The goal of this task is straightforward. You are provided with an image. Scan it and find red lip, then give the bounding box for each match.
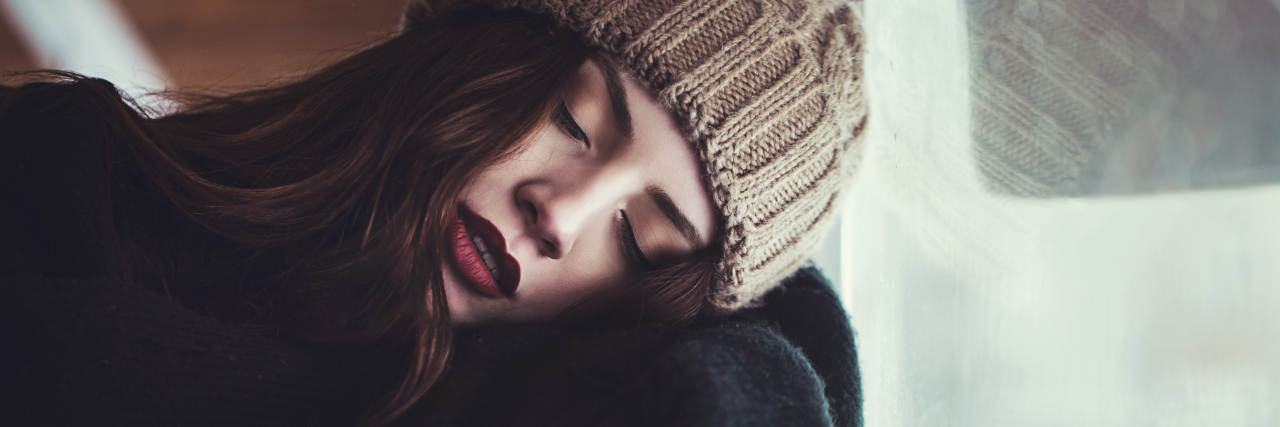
[449,207,521,299]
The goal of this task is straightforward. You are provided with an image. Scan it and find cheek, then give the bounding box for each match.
[441,261,481,326]
[489,126,568,172]
[544,244,628,290]
[501,240,633,322]
[461,128,556,199]
[461,167,517,212]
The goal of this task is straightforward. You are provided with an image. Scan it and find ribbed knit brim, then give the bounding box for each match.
[405,0,866,311]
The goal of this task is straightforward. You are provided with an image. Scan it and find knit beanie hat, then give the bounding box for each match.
[404,0,866,311]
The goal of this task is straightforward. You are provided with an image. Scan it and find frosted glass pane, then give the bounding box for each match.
[846,1,1280,426]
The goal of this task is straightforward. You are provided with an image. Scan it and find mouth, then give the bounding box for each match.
[449,207,521,299]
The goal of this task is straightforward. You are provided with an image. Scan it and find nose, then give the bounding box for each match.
[516,170,637,259]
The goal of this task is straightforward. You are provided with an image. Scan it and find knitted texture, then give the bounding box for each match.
[969,0,1280,197]
[406,0,867,311]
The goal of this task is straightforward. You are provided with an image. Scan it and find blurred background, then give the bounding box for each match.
[849,0,1280,426]
[0,0,404,100]
[3,1,1278,426]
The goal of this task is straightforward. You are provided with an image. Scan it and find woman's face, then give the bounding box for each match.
[443,59,719,326]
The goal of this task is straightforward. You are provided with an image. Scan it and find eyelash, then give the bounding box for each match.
[555,101,590,147]
[620,212,655,272]
[557,100,643,270]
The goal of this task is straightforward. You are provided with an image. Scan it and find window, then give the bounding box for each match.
[843,1,1280,425]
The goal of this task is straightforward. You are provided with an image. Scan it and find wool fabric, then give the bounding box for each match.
[406,0,867,311]
[3,78,862,426]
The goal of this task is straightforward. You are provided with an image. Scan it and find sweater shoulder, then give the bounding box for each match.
[0,274,378,426]
[409,267,861,427]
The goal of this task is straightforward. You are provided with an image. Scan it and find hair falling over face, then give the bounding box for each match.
[0,7,719,426]
[140,9,593,424]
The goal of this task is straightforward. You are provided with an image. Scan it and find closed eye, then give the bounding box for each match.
[555,101,590,147]
[619,211,655,272]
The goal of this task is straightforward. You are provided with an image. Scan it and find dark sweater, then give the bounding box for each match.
[0,78,862,426]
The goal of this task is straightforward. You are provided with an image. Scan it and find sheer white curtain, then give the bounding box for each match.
[843,0,1280,425]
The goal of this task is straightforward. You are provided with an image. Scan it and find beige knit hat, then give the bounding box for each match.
[406,0,866,311]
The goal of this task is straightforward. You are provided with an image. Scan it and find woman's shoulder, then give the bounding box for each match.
[0,274,382,426]
[408,266,861,427]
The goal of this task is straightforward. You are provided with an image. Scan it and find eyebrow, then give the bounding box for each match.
[594,59,700,250]
[646,185,700,248]
[595,58,634,140]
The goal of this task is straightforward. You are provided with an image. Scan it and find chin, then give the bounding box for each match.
[441,261,482,327]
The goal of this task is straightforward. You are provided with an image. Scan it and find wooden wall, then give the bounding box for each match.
[0,0,406,90]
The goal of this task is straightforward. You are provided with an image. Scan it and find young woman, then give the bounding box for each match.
[1,0,865,425]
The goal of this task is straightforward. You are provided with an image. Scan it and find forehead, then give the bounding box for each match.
[576,59,720,249]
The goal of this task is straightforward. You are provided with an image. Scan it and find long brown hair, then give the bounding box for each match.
[3,6,718,426]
